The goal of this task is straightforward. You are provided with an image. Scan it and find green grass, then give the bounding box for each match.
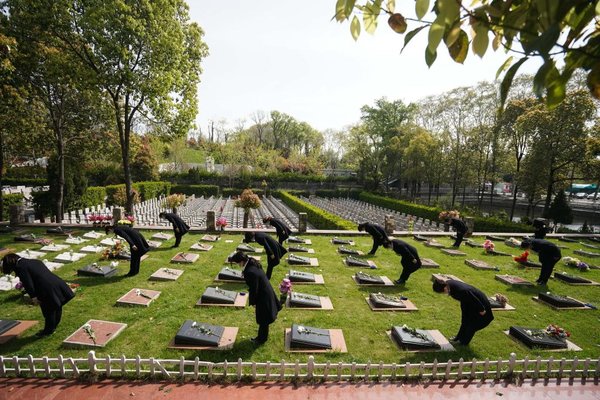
[1,229,599,365]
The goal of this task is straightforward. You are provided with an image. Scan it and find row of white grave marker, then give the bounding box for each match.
[0,352,597,381]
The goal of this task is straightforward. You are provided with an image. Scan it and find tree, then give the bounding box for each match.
[333,0,600,107]
[235,189,261,228]
[131,140,159,182]
[546,190,573,224]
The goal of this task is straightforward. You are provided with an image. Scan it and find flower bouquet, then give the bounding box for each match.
[562,256,589,271]
[504,237,522,248]
[494,293,508,307]
[545,324,571,340]
[483,240,495,253]
[279,278,292,295]
[101,241,129,260]
[163,193,186,210]
[117,215,135,226]
[513,251,529,263]
[216,216,228,231]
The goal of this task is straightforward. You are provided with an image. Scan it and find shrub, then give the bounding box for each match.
[134,181,171,201]
[163,194,186,209]
[2,193,24,220]
[2,177,47,186]
[79,186,107,209]
[274,190,355,230]
[171,184,219,197]
[106,185,140,206]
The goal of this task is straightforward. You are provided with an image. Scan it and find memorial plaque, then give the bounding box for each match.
[217,267,245,282]
[147,240,162,249]
[54,252,86,263]
[289,292,322,308]
[495,274,534,286]
[152,232,173,240]
[16,250,46,259]
[290,324,332,349]
[287,254,312,265]
[149,267,184,281]
[200,287,238,305]
[42,260,63,271]
[345,256,375,268]
[174,320,224,346]
[554,272,594,284]
[558,236,577,243]
[369,293,406,309]
[489,299,505,309]
[288,236,311,244]
[201,235,220,242]
[0,320,20,335]
[537,292,584,308]
[14,234,51,244]
[63,320,127,348]
[77,263,118,278]
[116,288,161,307]
[338,246,363,255]
[441,248,467,256]
[331,237,354,245]
[465,240,484,248]
[46,227,75,235]
[465,259,498,270]
[236,244,262,253]
[288,245,314,253]
[516,260,542,268]
[170,252,199,263]
[509,326,568,349]
[391,326,441,350]
[420,258,440,268]
[413,234,428,242]
[574,249,600,258]
[431,274,464,283]
[39,244,69,252]
[83,231,105,239]
[486,249,513,256]
[80,245,106,253]
[581,242,600,249]
[289,270,316,283]
[425,240,446,248]
[0,320,37,344]
[65,236,88,245]
[355,271,385,284]
[190,243,213,251]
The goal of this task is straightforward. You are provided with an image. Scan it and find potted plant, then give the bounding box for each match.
[234,189,261,228]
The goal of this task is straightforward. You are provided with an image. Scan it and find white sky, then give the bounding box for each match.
[189,1,541,133]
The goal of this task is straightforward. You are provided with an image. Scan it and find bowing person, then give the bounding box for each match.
[358,222,390,255]
[2,253,75,337]
[383,238,422,285]
[532,218,548,239]
[106,225,150,277]
[447,217,468,248]
[228,251,281,345]
[244,231,287,280]
[520,238,561,285]
[263,216,292,245]
[433,279,494,346]
[159,212,190,248]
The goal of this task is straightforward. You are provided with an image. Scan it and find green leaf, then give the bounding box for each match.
[335,0,348,21]
[500,57,528,109]
[415,0,430,20]
[344,0,357,20]
[401,25,426,53]
[447,29,468,64]
[545,65,565,108]
[427,16,445,54]
[444,21,462,47]
[596,1,600,16]
[387,0,396,13]
[533,59,553,98]
[351,15,361,40]
[363,6,378,34]
[437,0,460,26]
[471,23,489,58]
[425,47,437,67]
[495,56,514,80]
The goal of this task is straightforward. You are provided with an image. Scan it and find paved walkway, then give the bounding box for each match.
[0,378,598,400]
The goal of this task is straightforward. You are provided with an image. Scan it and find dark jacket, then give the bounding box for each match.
[114,226,150,255]
[254,232,287,261]
[14,258,75,309]
[390,239,421,265]
[359,222,389,244]
[162,213,190,236]
[243,258,281,324]
[447,280,493,324]
[530,239,561,261]
[268,218,291,240]
[449,218,468,234]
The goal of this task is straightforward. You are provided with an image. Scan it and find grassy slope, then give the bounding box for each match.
[1,229,599,365]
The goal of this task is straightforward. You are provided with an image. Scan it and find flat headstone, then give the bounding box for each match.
[77,263,118,278]
[495,274,534,286]
[488,296,516,311]
[581,242,600,249]
[54,252,87,263]
[465,240,484,248]
[170,252,200,264]
[345,256,376,269]
[368,293,407,309]
[534,292,588,309]
[236,244,263,253]
[465,259,498,270]
[338,246,364,256]
[0,319,20,335]
[441,248,466,256]
[83,231,105,239]
[287,245,314,253]
[558,236,577,243]
[391,326,442,350]
[288,270,317,283]
[14,234,50,244]
[431,274,465,283]
[197,287,246,307]
[16,250,46,259]
[65,237,88,245]
[174,320,224,347]
[508,326,568,349]
[353,271,391,286]
[0,276,20,291]
[0,320,38,344]
[39,244,70,252]
[485,235,504,241]
[425,240,446,248]
[42,260,64,271]
[63,319,127,348]
[420,258,440,268]
[116,288,161,307]
[288,236,311,245]
[413,235,428,242]
[152,232,173,240]
[100,238,121,246]
[554,272,598,285]
[486,249,513,256]
[289,324,331,349]
[79,245,106,254]
[288,292,322,308]
[201,235,221,242]
[331,237,354,245]
[516,260,542,268]
[147,240,162,249]
[504,238,522,248]
[574,249,600,258]
[149,267,184,281]
[46,227,76,235]
[287,254,318,266]
[190,243,213,251]
[215,267,244,282]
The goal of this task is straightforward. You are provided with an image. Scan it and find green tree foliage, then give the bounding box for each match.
[131,141,159,182]
[546,190,573,224]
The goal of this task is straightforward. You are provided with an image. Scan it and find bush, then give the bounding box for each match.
[274,190,355,230]
[222,188,264,197]
[4,166,46,179]
[171,184,219,197]
[2,177,47,186]
[79,186,107,209]
[106,185,140,206]
[133,181,171,201]
[2,193,24,220]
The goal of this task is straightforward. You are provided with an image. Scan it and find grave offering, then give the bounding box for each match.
[431,274,464,283]
[101,243,131,260]
[216,267,245,282]
[287,254,317,266]
[0,275,19,291]
[236,243,263,253]
[83,231,105,239]
[288,236,311,245]
[504,237,522,248]
[116,288,161,307]
[488,293,514,310]
[574,249,600,258]
[147,240,162,249]
[420,258,440,268]
[65,236,88,245]
[391,325,441,350]
[39,244,69,252]
[554,272,598,285]
[201,235,221,242]
[558,236,577,243]
[495,274,534,286]
[288,292,322,308]
[465,240,484,248]
[465,259,498,271]
[190,243,213,251]
[345,255,376,268]
[0,320,37,344]
[100,237,120,246]
[331,237,354,245]
[289,324,331,350]
[174,320,225,347]
[46,227,75,235]
[63,320,127,348]
[288,270,324,284]
[54,251,86,263]
[16,249,46,259]
[79,245,106,254]
[77,262,118,278]
[508,326,569,349]
[199,287,239,305]
[152,232,173,240]
[170,252,199,264]
[413,234,428,242]
[288,245,314,253]
[562,257,591,271]
[354,271,386,285]
[338,246,363,256]
[149,267,184,281]
[536,292,587,309]
[441,248,466,256]
[369,292,407,309]
[425,239,446,248]
[14,234,51,245]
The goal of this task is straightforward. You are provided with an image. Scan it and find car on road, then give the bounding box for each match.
[575,192,587,199]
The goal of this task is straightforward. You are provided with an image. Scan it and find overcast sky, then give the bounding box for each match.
[189,1,541,133]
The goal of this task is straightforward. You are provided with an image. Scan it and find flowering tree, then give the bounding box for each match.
[234,189,261,228]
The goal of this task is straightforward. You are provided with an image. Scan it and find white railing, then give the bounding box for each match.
[0,352,597,381]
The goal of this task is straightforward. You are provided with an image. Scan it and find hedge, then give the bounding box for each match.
[2,177,47,186]
[1,193,24,220]
[134,181,171,201]
[222,188,264,197]
[171,184,219,197]
[274,190,356,230]
[79,186,106,209]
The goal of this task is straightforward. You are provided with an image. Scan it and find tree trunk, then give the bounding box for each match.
[243,209,249,228]
[56,138,65,223]
[542,171,554,216]
[510,184,519,221]
[115,97,133,214]
[0,132,4,221]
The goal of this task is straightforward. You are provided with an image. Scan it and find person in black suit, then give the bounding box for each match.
[263,216,292,245]
[433,279,494,345]
[532,218,547,239]
[106,225,150,277]
[358,222,390,255]
[2,253,75,337]
[244,232,287,279]
[520,238,561,285]
[159,212,190,247]
[228,251,281,345]
[447,217,468,247]
[383,239,422,285]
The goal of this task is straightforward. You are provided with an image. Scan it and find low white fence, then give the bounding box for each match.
[0,352,598,381]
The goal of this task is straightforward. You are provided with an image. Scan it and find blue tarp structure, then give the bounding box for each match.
[569,183,598,193]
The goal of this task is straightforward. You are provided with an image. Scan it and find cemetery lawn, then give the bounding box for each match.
[1,229,599,364]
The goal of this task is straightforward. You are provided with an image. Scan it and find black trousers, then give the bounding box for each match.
[453,231,465,247]
[399,259,421,282]
[128,252,143,276]
[538,256,560,284]
[266,257,279,280]
[40,303,63,334]
[277,232,289,245]
[174,233,183,247]
[257,323,269,342]
[456,314,492,345]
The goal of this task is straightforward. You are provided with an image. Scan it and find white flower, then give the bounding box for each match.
[525,330,533,336]
[135,289,141,296]
[92,262,98,267]
[83,323,91,330]
[191,321,197,328]
[297,325,306,333]
[111,261,118,267]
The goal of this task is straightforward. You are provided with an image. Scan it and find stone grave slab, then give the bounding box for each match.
[344,256,376,269]
[485,235,504,241]
[506,326,580,351]
[63,319,127,348]
[553,272,599,285]
[532,293,591,310]
[485,249,513,256]
[80,245,106,254]
[196,287,247,307]
[287,270,324,284]
[168,320,237,350]
[420,258,440,268]
[388,328,454,353]
[55,252,86,263]
[558,236,577,243]
[14,234,52,244]
[152,232,173,240]
[465,259,498,271]
[170,252,200,264]
[42,260,64,271]
[590,237,600,243]
[425,240,446,248]
[147,240,162,249]
[236,244,263,253]
[0,320,38,344]
[516,260,542,268]
[286,292,333,310]
[287,254,318,266]
[190,243,213,251]
[353,272,393,286]
[495,274,534,286]
[214,267,245,283]
[65,237,88,245]
[46,227,77,236]
[413,234,428,242]
[83,231,105,239]
[149,267,184,281]
[116,288,161,307]
[100,238,121,246]
[201,235,221,242]
[288,236,311,245]
[504,238,522,248]
[330,237,354,246]
[224,254,260,263]
[338,246,364,256]
[488,297,516,311]
[440,248,467,256]
[581,242,600,249]
[465,240,484,248]
[431,274,465,283]
[0,276,19,291]
[366,293,417,311]
[77,263,118,278]
[287,245,315,253]
[285,324,347,353]
[16,250,46,259]
[574,249,600,258]
[39,244,70,252]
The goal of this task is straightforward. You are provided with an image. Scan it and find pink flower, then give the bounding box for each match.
[279,278,292,294]
[216,217,228,227]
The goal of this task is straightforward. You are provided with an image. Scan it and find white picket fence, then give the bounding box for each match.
[0,352,598,381]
